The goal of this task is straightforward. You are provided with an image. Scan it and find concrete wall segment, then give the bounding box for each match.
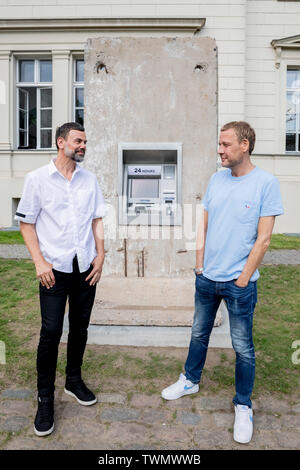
[84,36,217,276]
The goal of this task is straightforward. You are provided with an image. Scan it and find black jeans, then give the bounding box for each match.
[37,256,96,397]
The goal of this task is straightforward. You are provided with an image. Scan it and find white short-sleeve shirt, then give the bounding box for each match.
[15,159,106,273]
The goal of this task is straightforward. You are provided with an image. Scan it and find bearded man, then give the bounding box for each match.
[16,122,106,436]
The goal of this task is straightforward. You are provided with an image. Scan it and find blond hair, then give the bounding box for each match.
[221,121,256,155]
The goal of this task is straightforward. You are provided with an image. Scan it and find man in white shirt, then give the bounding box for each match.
[15,122,106,437]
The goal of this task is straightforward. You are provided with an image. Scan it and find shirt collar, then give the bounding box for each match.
[48,158,81,178]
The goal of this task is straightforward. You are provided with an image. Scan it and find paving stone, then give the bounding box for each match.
[59,419,106,441]
[100,407,140,423]
[193,429,231,449]
[97,393,126,405]
[56,402,98,420]
[130,393,163,408]
[4,437,46,450]
[42,440,70,450]
[255,414,282,431]
[72,440,114,450]
[273,430,300,449]
[146,423,192,448]
[1,389,32,400]
[95,422,151,448]
[0,399,34,415]
[178,411,202,425]
[292,403,300,413]
[0,416,30,432]
[141,408,169,424]
[280,414,300,430]
[256,397,292,413]
[213,412,233,428]
[195,397,232,411]
[163,397,195,410]
[123,444,158,450]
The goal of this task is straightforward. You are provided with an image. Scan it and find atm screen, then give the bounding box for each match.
[130,178,159,198]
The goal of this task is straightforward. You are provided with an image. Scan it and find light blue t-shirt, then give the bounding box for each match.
[202,166,284,282]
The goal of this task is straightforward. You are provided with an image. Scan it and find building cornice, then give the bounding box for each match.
[0,17,206,34]
[271,35,300,49]
[271,35,300,68]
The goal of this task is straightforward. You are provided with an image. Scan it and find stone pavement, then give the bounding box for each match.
[0,385,299,450]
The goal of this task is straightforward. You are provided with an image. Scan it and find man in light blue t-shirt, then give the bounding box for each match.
[161,121,284,444]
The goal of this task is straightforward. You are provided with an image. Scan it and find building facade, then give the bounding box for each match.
[0,0,300,235]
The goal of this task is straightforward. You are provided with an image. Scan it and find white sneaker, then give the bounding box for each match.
[161,373,199,400]
[233,405,253,444]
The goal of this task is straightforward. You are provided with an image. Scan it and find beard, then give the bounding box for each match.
[65,145,85,162]
[71,151,85,163]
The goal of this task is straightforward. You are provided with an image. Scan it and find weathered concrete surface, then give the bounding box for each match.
[91,276,222,327]
[61,314,232,348]
[84,36,217,278]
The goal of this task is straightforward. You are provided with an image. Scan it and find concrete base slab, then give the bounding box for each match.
[91,276,223,327]
[61,301,232,348]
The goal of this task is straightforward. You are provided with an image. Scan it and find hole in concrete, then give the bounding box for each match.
[194,63,208,72]
[95,61,108,74]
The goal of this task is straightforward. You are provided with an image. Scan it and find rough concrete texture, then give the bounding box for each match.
[83,37,217,278]
[91,276,223,326]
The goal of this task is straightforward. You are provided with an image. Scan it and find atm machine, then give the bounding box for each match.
[118,143,182,226]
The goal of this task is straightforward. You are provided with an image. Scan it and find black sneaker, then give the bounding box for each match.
[64,378,97,406]
[34,396,54,437]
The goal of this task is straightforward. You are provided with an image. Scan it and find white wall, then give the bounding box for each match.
[246,0,300,155]
[0,0,247,128]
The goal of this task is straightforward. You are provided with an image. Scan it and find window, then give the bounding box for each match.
[12,198,21,226]
[286,69,300,152]
[74,59,84,126]
[16,59,52,149]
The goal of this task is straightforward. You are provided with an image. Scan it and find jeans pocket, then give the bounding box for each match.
[233,279,248,289]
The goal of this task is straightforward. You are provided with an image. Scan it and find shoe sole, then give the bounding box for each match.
[233,434,252,444]
[161,386,199,401]
[64,388,97,406]
[34,423,54,437]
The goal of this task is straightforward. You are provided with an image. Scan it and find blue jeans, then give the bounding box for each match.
[184,274,257,408]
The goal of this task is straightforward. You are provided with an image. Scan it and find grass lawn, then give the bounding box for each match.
[0,230,300,250]
[269,234,300,250]
[0,231,24,244]
[0,259,299,400]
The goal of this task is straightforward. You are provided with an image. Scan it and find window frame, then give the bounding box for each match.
[15,57,53,150]
[73,57,84,126]
[286,68,300,154]
[272,36,300,155]
[17,87,29,148]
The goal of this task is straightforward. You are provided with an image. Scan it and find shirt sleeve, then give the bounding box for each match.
[14,173,41,224]
[260,176,284,217]
[93,177,107,219]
